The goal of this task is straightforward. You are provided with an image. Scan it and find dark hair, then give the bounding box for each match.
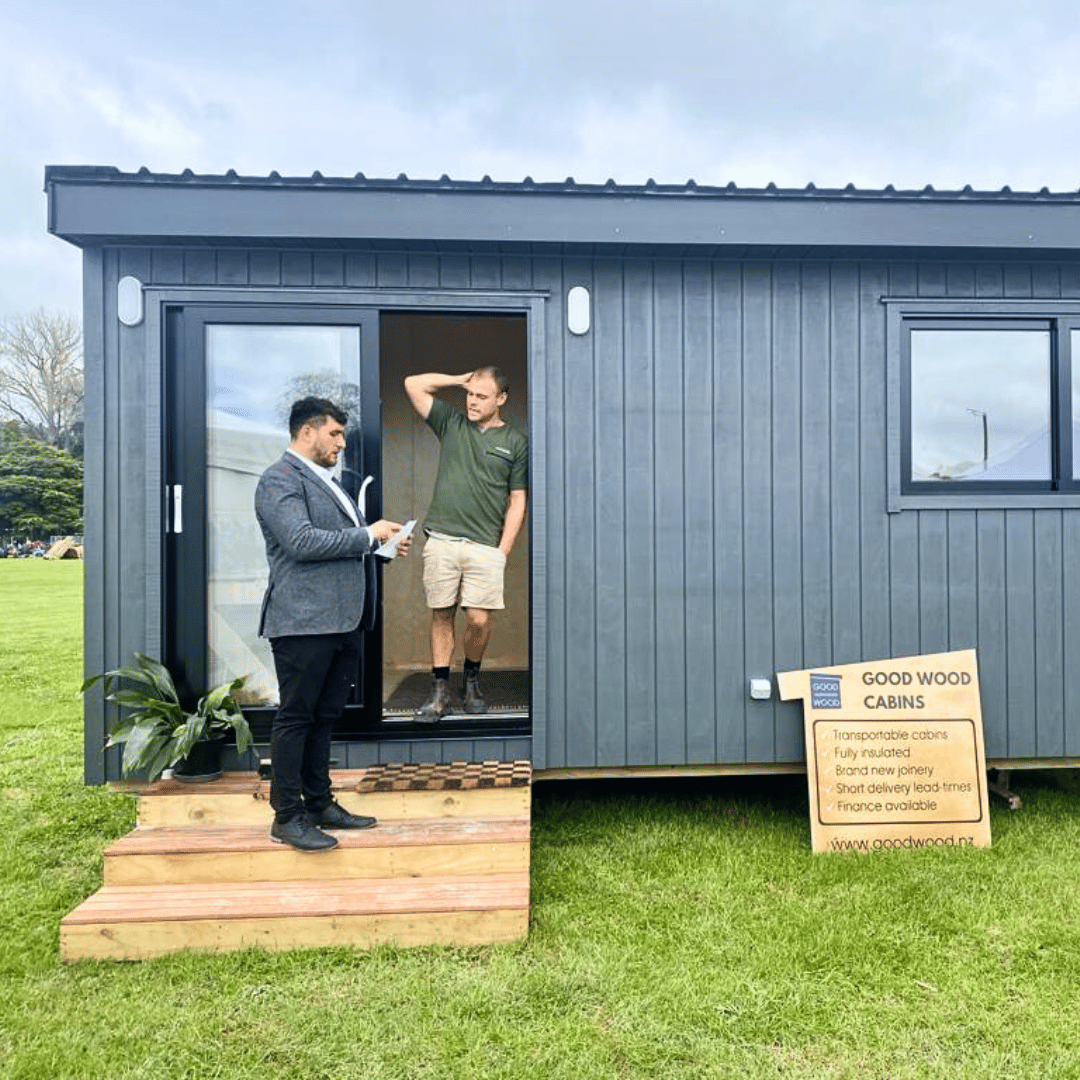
[288,397,347,439]
[473,366,509,395]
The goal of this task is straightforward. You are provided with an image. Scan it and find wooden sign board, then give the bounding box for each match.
[777,650,991,854]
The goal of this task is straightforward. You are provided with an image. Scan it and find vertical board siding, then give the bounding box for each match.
[87,241,1080,778]
[1005,513,1037,757]
[623,260,658,764]
[800,263,833,671]
[217,250,248,285]
[593,258,629,766]
[562,257,598,766]
[1065,513,1080,755]
[858,263,891,663]
[946,513,978,651]
[534,257,567,770]
[829,263,863,666]
[281,252,313,285]
[713,262,747,763]
[976,510,1008,752]
[183,251,215,284]
[82,248,107,783]
[250,251,282,285]
[741,264,775,761]
[544,251,1080,767]
[683,261,718,763]
[918,512,949,654]
[313,252,344,287]
[771,263,804,762]
[654,260,688,763]
[1034,512,1065,757]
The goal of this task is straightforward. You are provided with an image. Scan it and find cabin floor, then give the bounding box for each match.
[382,667,530,719]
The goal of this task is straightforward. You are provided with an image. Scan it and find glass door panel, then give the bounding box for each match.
[206,325,362,705]
[166,306,382,736]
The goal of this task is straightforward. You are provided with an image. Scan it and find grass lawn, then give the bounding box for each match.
[3,559,1080,1078]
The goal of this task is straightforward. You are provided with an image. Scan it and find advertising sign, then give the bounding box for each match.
[777,650,991,854]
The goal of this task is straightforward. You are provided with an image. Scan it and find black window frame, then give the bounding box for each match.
[887,300,1080,509]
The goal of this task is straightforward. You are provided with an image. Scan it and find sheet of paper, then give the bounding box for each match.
[375,519,416,560]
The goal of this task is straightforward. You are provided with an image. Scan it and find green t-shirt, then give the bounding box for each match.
[424,398,528,547]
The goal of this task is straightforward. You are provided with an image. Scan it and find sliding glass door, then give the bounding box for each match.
[165,306,381,737]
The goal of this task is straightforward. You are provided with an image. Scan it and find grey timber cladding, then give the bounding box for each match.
[538,252,1080,769]
[82,239,1080,780]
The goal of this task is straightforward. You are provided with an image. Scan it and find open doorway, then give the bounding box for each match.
[379,311,529,725]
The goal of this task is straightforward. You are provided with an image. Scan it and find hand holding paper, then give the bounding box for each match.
[375,519,416,561]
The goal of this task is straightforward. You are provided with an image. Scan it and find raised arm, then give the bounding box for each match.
[403,371,473,419]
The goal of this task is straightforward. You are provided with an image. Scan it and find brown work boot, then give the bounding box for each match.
[463,669,487,714]
[415,676,453,723]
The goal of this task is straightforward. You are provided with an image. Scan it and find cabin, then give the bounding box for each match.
[47,166,1080,785]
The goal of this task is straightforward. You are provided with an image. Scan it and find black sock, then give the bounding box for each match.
[464,659,481,676]
[433,666,450,681]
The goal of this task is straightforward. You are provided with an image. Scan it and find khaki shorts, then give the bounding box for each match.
[422,534,506,610]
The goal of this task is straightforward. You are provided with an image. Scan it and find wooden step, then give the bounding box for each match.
[61,874,530,960]
[134,765,531,827]
[103,818,531,886]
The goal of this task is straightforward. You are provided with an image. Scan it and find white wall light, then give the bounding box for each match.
[117,275,144,327]
[567,285,590,335]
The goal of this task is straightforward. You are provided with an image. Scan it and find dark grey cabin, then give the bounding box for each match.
[46,166,1080,784]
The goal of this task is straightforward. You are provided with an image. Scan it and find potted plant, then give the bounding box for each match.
[81,653,253,783]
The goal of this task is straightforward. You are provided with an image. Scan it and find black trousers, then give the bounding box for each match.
[268,626,362,822]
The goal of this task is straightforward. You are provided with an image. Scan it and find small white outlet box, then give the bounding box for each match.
[749,678,772,700]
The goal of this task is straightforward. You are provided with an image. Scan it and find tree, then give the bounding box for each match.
[0,424,83,540]
[275,370,361,430]
[0,309,83,456]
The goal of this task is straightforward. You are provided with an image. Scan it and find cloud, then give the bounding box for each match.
[5,0,1080,321]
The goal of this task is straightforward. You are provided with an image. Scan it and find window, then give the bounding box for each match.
[900,315,1080,496]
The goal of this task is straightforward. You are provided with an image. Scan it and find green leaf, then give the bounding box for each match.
[199,681,240,716]
[121,719,169,777]
[231,712,253,755]
[144,735,181,783]
[133,654,180,704]
[174,715,209,762]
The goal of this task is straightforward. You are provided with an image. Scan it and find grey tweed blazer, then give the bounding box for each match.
[254,453,377,639]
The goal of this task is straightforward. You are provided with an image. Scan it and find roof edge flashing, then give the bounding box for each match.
[45,166,1080,253]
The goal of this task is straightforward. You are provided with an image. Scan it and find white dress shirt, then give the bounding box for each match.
[286,449,375,543]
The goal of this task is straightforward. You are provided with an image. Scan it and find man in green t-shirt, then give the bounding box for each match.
[403,367,528,720]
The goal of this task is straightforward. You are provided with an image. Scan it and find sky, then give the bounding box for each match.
[3,0,1080,324]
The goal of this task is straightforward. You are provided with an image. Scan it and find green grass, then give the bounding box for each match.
[3,559,1080,1078]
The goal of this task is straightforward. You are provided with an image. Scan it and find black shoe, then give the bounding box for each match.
[415,676,453,724]
[270,814,339,851]
[463,670,487,714]
[310,799,377,830]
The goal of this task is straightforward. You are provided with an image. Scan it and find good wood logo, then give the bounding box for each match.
[777,650,991,854]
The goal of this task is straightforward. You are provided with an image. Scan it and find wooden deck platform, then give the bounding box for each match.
[62,761,531,961]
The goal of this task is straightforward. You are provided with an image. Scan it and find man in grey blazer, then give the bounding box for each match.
[255,397,410,852]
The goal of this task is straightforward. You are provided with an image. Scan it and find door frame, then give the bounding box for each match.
[151,285,547,749]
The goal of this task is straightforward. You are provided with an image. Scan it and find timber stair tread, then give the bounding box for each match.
[62,873,529,925]
[106,817,530,856]
[130,767,531,827]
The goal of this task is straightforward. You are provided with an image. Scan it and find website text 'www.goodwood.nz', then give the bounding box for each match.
[829,835,976,852]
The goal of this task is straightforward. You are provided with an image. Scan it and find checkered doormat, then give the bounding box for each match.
[354,760,531,792]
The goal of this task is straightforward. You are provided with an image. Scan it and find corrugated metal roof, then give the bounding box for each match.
[44,164,1080,204]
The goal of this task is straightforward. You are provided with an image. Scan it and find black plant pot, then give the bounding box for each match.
[172,736,224,783]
